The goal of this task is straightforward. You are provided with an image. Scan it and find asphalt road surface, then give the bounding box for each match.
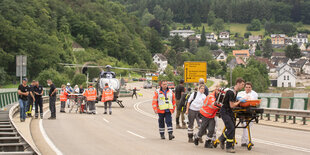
[39,83,310,155]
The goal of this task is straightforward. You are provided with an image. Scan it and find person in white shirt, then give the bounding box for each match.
[237,82,258,147]
[186,84,206,143]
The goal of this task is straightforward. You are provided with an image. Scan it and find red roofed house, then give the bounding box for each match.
[233,50,250,58]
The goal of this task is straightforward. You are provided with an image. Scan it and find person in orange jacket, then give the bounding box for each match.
[194,85,221,148]
[60,84,69,113]
[101,83,114,115]
[152,80,176,140]
[83,84,97,114]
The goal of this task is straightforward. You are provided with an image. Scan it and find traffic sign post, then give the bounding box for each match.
[16,55,27,84]
[152,76,158,81]
[184,61,207,83]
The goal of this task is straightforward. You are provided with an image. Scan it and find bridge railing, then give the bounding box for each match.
[258,96,310,125]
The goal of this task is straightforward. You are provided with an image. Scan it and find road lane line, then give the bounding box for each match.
[134,100,310,153]
[103,118,110,123]
[127,130,146,139]
[40,109,63,155]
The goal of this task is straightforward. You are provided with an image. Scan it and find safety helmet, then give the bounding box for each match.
[67,83,70,86]
[105,65,112,68]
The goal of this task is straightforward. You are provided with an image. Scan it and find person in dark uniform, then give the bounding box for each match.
[132,87,137,99]
[47,79,57,119]
[18,78,29,122]
[175,79,186,129]
[34,81,44,119]
[26,80,36,117]
[218,77,245,153]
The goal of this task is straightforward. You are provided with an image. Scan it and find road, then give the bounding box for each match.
[38,82,310,155]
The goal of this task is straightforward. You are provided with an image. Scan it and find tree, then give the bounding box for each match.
[162,24,170,38]
[199,26,206,46]
[207,11,216,26]
[285,44,301,60]
[141,9,155,26]
[0,67,8,86]
[185,37,190,49]
[72,74,87,86]
[262,38,273,58]
[244,32,252,38]
[170,35,184,52]
[212,18,225,33]
[192,11,201,27]
[247,19,261,31]
[153,5,165,21]
[37,68,70,87]
[149,19,161,33]
[195,47,213,61]
[164,8,174,25]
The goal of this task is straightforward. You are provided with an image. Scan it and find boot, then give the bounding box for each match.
[176,124,181,129]
[168,133,175,140]
[40,113,43,119]
[181,123,187,129]
[160,134,165,140]
[194,137,200,146]
[204,140,213,148]
[219,135,226,150]
[35,113,38,119]
[226,148,236,153]
[199,138,203,143]
[104,112,107,114]
[109,111,112,115]
[188,134,194,143]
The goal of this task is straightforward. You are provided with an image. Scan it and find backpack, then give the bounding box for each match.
[214,87,236,108]
[183,91,198,110]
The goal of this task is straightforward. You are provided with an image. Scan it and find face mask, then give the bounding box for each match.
[48,84,50,86]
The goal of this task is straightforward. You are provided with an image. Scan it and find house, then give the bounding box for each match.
[292,33,308,44]
[219,31,230,39]
[72,42,85,51]
[188,35,199,43]
[271,57,290,67]
[255,57,276,72]
[249,35,262,43]
[303,63,310,74]
[153,53,168,74]
[285,38,293,46]
[233,50,250,58]
[276,64,296,87]
[227,57,245,68]
[218,40,235,47]
[289,59,309,74]
[271,34,286,48]
[298,43,307,51]
[212,49,226,61]
[170,30,195,38]
[271,52,286,59]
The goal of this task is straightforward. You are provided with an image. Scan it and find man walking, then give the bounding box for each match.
[47,79,57,119]
[175,79,186,129]
[218,78,246,153]
[34,81,44,119]
[18,78,29,122]
[26,80,35,117]
[102,83,114,115]
[152,80,176,140]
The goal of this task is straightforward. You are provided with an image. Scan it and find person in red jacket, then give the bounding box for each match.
[101,83,114,115]
[60,84,69,113]
[152,80,176,140]
[83,84,97,114]
[194,85,220,148]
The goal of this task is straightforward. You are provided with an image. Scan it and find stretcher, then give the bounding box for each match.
[214,100,264,151]
[67,94,85,113]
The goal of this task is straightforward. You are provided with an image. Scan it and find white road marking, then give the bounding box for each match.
[127,130,146,139]
[40,109,63,155]
[134,100,310,153]
[103,118,110,123]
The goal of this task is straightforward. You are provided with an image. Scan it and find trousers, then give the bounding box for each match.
[188,109,201,137]
[88,101,96,113]
[61,101,66,112]
[241,122,253,144]
[26,98,33,115]
[49,96,56,118]
[35,97,43,116]
[19,99,27,120]
[197,116,215,140]
[219,112,235,149]
[104,101,112,112]
[158,112,173,135]
[175,99,185,125]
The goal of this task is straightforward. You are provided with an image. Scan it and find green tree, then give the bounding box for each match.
[185,37,190,49]
[162,24,170,38]
[192,11,201,27]
[153,5,165,21]
[37,68,70,87]
[199,26,206,46]
[262,38,273,58]
[72,74,87,86]
[0,67,8,86]
[285,44,301,60]
[164,8,174,25]
[212,18,225,33]
[247,19,261,31]
[244,32,252,38]
[195,47,213,61]
[207,11,216,26]
[141,9,155,26]
[170,35,184,52]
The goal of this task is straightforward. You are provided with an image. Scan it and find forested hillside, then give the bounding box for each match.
[0,0,161,82]
[116,0,310,24]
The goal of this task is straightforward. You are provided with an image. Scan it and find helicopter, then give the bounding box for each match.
[60,63,155,108]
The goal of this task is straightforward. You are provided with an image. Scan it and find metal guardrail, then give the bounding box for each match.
[258,96,309,110]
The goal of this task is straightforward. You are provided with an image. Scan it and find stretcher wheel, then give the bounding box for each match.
[247,143,253,151]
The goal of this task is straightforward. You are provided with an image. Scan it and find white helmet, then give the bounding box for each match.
[67,83,71,86]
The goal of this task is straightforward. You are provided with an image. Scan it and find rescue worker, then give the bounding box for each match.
[194,85,221,148]
[101,83,114,115]
[175,79,186,129]
[83,84,97,114]
[152,80,176,140]
[177,87,192,129]
[26,80,36,117]
[34,81,44,119]
[237,82,258,147]
[218,78,246,153]
[66,83,73,108]
[47,79,57,119]
[18,78,29,122]
[186,84,206,143]
[60,84,68,113]
[79,85,86,113]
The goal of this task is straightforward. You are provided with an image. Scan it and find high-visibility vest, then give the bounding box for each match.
[101,86,114,102]
[84,87,97,101]
[200,92,220,118]
[60,89,68,102]
[152,88,176,114]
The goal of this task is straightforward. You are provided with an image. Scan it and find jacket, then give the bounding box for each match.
[60,89,68,102]
[101,86,114,102]
[200,92,220,118]
[83,86,97,101]
[152,88,176,114]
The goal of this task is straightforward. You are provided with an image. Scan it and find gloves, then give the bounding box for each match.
[236,96,242,100]
[240,99,247,103]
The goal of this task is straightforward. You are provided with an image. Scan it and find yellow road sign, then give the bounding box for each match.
[152,76,158,81]
[184,61,207,83]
